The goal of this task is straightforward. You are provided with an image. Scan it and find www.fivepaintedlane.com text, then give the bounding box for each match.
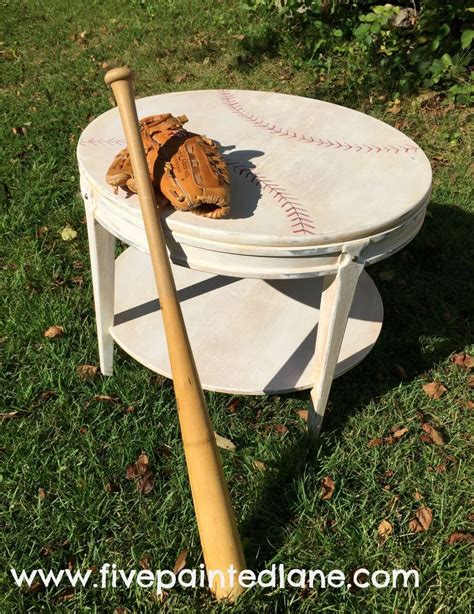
[11,564,419,593]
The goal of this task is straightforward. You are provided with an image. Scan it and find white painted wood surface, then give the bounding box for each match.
[84,193,115,375]
[77,90,431,277]
[308,253,364,435]
[111,247,383,395]
[77,89,431,433]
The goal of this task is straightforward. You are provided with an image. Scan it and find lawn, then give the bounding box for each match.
[2,0,473,612]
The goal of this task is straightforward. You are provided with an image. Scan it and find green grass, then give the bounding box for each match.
[1,0,473,612]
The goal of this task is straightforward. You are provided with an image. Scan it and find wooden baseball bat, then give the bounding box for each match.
[105,67,246,600]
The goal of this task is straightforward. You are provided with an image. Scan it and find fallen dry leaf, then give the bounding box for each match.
[296,409,308,422]
[40,545,54,557]
[467,375,474,389]
[394,119,407,130]
[378,519,393,543]
[299,584,313,599]
[465,400,474,409]
[36,226,49,237]
[369,427,408,448]
[140,555,151,570]
[392,427,409,439]
[447,532,474,546]
[44,325,64,339]
[253,460,267,472]
[326,518,338,532]
[421,423,445,445]
[137,471,155,495]
[156,444,173,459]
[24,580,45,594]
[434,454,456,473]
[0,411,19,420]
[79,426,88,435]
[55,587,74,603]
[387,104,402,115]
[38,487,46,500]
[136,452,150,475]
[321,476,335,500]
[214,432,236,451]
[409,506,433,533]
[347,567,369,593]
[76,364,98,379]
[422,381,447,399]
[175,73,192,84]
[227,397,240,414]
[368,437,384,448]
[451,352,474,370]
[274,423,289,435]
[72,30,87,44]
[156,591,170,604]
[60,225,78,241]
[126,452,155,495]
[105,481,120,493]
[101,61,111,70]
[34,389,56,404]
[127,458,144,479]
[413,490,423,501]
[172,548,189,574]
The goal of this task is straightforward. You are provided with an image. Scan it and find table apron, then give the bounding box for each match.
[81,175,426,279]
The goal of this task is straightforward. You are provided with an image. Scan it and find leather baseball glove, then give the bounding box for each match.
[106,114,230,219]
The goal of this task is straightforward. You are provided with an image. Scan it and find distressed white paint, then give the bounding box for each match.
[308,253,365,435]
[77,90,432,265]
[83,189,115,375]
[111,247,383,394]
[77,89,431,433]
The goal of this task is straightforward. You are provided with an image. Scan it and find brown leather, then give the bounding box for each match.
[106,114,230,218]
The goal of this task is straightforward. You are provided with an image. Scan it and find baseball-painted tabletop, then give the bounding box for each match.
[78,89,431,248]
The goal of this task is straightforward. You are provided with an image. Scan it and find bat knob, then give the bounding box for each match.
[104,66,134,86]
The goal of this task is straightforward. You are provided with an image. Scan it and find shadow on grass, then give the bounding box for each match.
[240,431,317,566]
[241,200,473,564]
[325,200,473,432]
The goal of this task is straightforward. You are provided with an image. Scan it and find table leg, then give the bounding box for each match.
[84,202,116,375]
[308,253,364,435]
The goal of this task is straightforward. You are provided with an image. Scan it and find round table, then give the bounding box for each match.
[77,89,431,434]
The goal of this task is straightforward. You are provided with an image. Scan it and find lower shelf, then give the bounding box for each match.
[110,247,383,395]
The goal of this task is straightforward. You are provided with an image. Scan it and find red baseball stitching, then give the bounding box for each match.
[227,161,315,235]
[79,137,126,146]
[79,134,315,234]
[219,90,418,155]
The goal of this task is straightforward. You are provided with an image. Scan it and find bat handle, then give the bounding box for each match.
[105,67,247,601]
